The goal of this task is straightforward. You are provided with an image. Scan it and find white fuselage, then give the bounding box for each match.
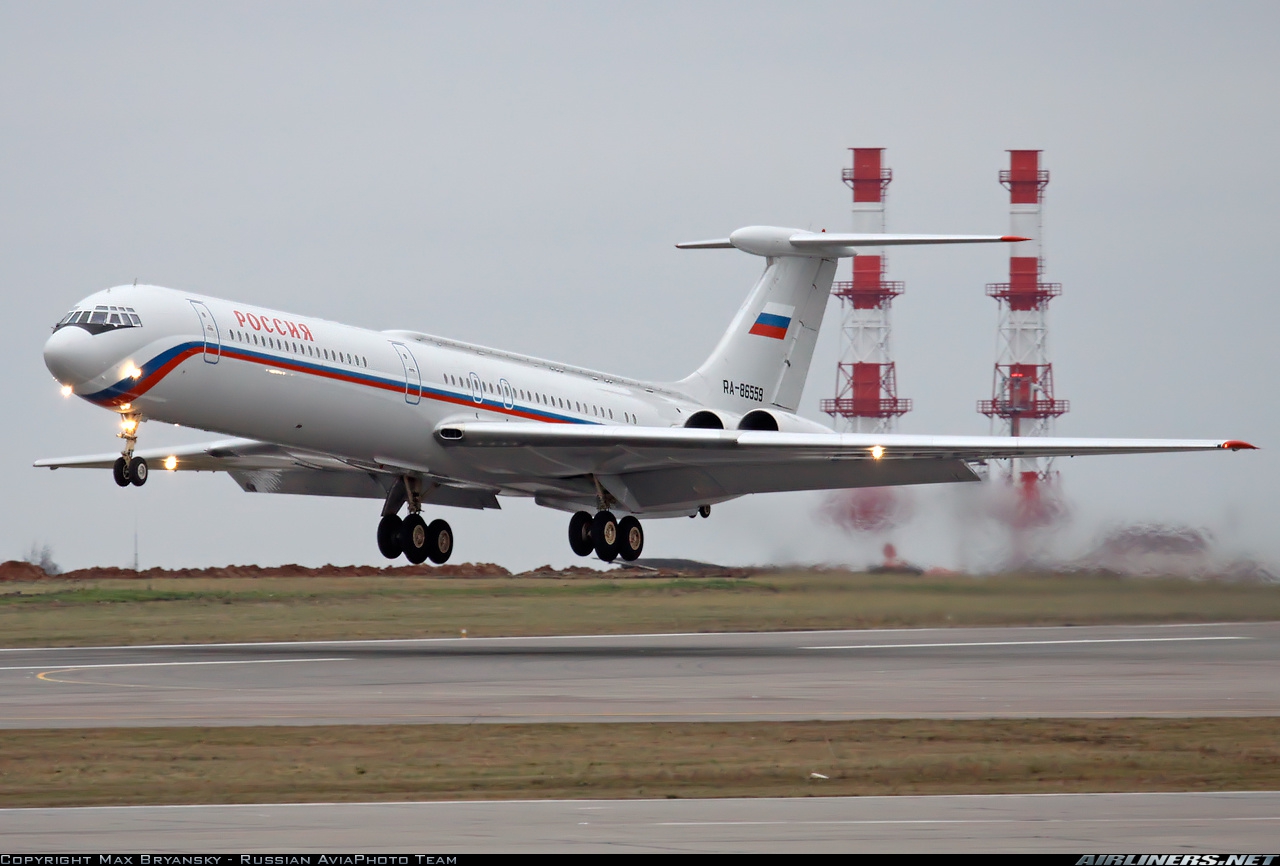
[42,284,772,500]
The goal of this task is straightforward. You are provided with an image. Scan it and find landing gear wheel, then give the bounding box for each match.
[399,514,429,564]
[426,519,453,564]
[617,516,644,562]
[377,514,403,559]
[129,456,148,487]
[113,457,130,487]
[568,511,594,557]
[592,510,619,563]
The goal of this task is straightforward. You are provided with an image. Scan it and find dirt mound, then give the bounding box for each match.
[10,562,512,581]
[0,560,758,581]
[0,560,50,581]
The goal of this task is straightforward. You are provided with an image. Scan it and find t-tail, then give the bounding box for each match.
[671,226,1024,413]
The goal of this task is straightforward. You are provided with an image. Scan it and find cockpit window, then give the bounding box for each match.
[54,304,143,335]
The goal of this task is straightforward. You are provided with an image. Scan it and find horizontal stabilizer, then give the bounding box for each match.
[789,233,1026,248]
[674,238,735,249]
[677,226,1024,258]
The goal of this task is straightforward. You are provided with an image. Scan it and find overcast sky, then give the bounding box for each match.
[3,1,1276,573]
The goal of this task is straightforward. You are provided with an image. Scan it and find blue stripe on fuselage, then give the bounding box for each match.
[83,340,600,425]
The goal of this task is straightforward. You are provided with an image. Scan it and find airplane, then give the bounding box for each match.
[37,225,1255,565]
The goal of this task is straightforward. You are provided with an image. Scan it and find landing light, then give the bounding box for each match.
[871,445,885,460]
[123,363,142,379]
[59,384,72,397]
[120,418,138,434]
[164,456,177,471]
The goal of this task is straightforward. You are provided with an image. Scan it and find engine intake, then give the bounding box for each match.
[684,410,725,430]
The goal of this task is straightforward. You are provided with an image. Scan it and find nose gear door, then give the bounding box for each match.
[189,300,221,364]
[390,342,422,405]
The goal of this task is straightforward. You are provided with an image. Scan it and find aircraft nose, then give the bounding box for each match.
[43,325,95,387]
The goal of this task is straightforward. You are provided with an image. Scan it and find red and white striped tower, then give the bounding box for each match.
[978,150,1069,523]
[819,148,911,537]
[821,148,911,435]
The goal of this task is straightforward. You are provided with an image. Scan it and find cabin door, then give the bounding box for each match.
[189,300,221,364]
[390,342,422,405]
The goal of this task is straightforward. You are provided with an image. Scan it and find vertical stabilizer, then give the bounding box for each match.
[674,255,838,413]
[671,224,1016,415]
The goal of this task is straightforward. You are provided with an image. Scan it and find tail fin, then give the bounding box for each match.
[674,253,837,413]
[672,226,1018,413]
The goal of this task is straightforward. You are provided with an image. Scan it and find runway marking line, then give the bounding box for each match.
[5,708,1278,724]
[654,816,1280,827]
[804,636,1247,650]
[18,658,350,675]
[29,657,350,687]
[0,792,1277,814]
[0,621,1262,654]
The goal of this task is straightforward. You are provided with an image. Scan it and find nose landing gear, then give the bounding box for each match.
[376,476,452,565]
[111,412,147,487]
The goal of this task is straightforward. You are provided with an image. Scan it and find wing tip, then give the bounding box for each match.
[1221,440,1258,451]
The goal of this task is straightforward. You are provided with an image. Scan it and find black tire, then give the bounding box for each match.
[377,514,403,559]
[592,510,619,562]
[617,516,644,562]
[129,457,148,487]
[568,511,594,557]
[399,514,429,564]
[113,457,130,487]
[426,519,453,564]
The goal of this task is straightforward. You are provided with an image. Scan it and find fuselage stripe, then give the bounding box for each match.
[84,341,598,425]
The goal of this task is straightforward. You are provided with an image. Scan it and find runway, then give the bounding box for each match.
[2,792,1278,852]
[1,622,1276,727]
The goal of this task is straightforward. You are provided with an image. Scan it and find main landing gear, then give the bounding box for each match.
[376,476,452,565]
[568,510,644,563]
[112,411,148,487]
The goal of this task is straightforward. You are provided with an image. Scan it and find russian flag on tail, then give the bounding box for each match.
[748,303,794,340]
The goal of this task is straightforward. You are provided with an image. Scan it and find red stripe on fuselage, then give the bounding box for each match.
[126,345,582,424]
[100,346,205,407]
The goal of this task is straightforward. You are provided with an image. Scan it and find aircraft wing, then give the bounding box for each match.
[33,439,501,508]
[34,439,337,473]
[435,422,1255,513]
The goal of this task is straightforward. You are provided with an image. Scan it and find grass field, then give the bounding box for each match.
[2,718,1276,807]
[0,570,1277,647]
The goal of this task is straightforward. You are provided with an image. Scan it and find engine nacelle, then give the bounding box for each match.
[684,409,730,429]
[737,409,832,434]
